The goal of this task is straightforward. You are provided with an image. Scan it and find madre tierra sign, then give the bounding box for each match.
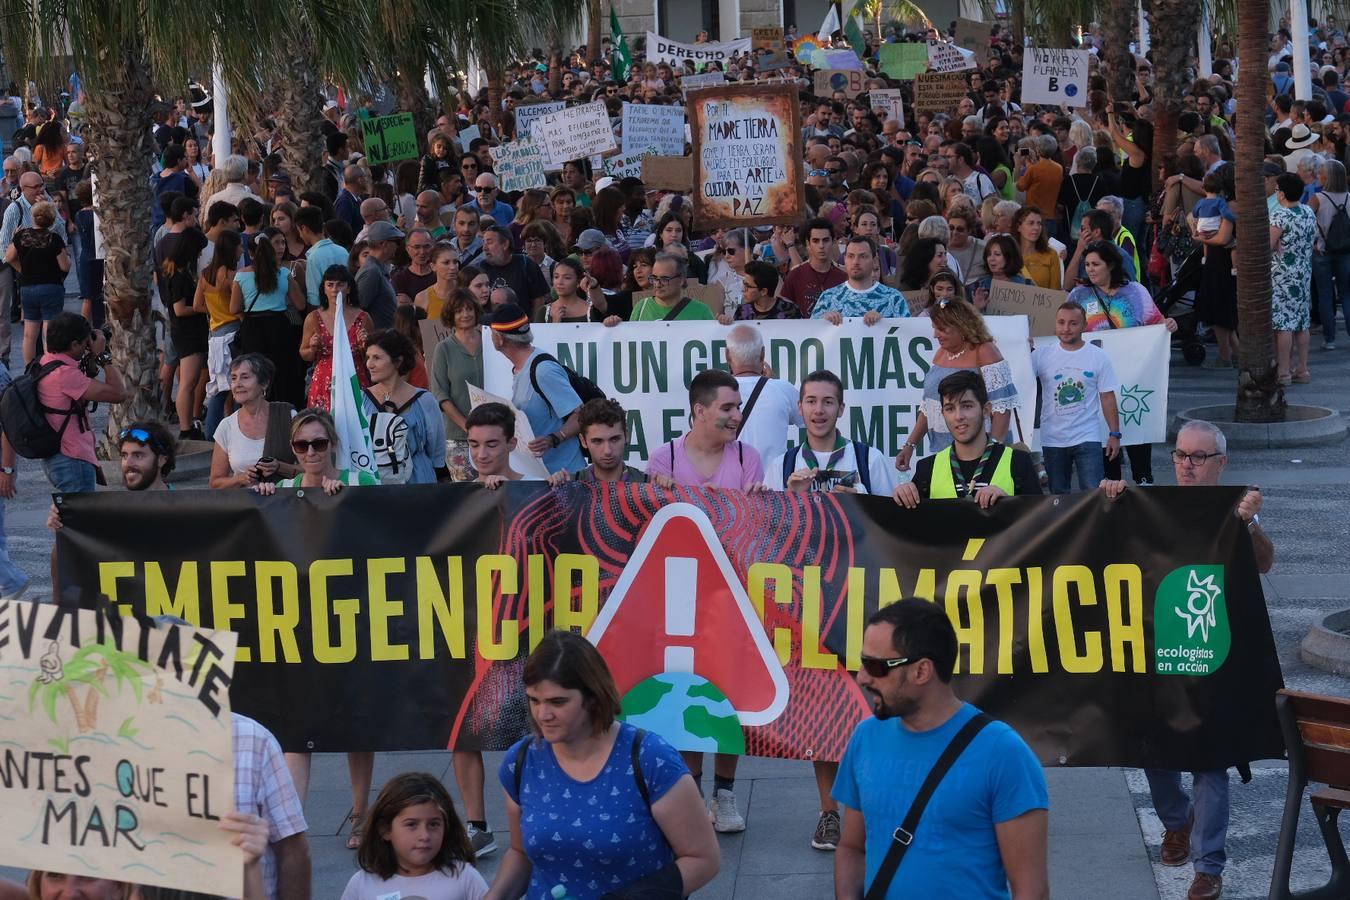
[688,83,805,228]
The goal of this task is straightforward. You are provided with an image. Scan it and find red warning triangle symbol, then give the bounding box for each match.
[589,503,789,725]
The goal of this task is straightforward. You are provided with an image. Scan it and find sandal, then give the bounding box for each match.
[345,813,364,849]
[1294,372,1312,384]
[1277,373,1292,386]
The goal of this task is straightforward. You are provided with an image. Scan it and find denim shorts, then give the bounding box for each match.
[21,282,66,322]
[43,452,97,494]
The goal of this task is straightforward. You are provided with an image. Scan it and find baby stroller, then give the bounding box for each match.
[1153,246,1206,365]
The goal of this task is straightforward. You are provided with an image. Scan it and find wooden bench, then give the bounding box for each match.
[1271,689,1350,899]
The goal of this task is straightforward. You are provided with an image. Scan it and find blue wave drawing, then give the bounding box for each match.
[165,714,201,732]
[187,749,225,764]
[169,851,215,866]
[64,852,95,870]
[161,831,205,846]
[69,732,116,746]
[121,862,167,877]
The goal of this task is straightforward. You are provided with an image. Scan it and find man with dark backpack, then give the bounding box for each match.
[1312,160,1350,349]
[833,599,1049,899]
[766,370,897,498]
[487,303,585,474]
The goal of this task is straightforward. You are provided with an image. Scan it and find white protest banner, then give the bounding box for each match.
[467,384,551,479]
[621,103,687,155]
[1034,324,1170,445]
[647,32,751,66]
[1022,48,1091,107]
[680,71,727,95]
[869,88,906,124]
[491,139,548,192]
[0,602,241,897]
[689,83,805,228]
[483,318,1039,463]
[513,100,566,141]
[604,146,657,179]
[927,39,977,72]
[532,100,617,167]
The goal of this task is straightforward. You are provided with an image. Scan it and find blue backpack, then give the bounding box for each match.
[781,441,874,494]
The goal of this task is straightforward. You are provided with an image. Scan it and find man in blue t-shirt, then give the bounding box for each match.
[488,303,585,474]
[833,599,1049,899]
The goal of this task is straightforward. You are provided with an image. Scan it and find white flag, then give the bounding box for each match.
[330,291,378,479]
[818,5,840,40]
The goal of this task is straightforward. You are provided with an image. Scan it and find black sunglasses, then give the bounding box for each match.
[859,655,921,678]
[291,438,332,453]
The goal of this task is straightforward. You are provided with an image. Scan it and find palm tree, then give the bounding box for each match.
[1146,0,1203,194]
[1101,0,1137,106]
[29,643,151,735]
[1231,0,1285,422]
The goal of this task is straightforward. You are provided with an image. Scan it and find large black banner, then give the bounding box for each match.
[56,483,1285,770]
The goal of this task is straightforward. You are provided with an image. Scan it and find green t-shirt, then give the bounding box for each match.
[629,296,715,322]
[281,469,380,488]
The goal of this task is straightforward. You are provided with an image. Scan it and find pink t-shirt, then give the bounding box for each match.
[647,436,764,490]
[37,352,94,465]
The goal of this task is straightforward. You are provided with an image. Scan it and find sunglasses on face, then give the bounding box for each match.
[292,438,332,454]
[859,655,921,678]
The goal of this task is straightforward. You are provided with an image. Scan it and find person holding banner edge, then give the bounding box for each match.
[1099,420,1271,900]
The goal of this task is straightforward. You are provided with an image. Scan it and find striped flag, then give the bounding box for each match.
[330,291,378,480]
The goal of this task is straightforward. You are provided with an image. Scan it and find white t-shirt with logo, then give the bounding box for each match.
[1033,342,1119,448]
[765,440,902,495]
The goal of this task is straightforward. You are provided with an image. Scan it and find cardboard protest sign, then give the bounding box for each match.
[621,103,687,156]
[361,112,418,165]
[419,317,451,359]
[752,27,785,50]
[814,69,866,98]
[812,48,864,71]
[513,100,566,141]
[491,139,548,193]
[984,279,1068,336]
[757,53,795,72]
[869,88,906,124]
[532,100,617,167]
[928,39,977,72]
[688,83,805,228]
[0,601,240,896]
[913,71,969,112]
[683,280,726,315]
[1022,48,1091,107]
[647,32,751,66]
[880,42,929,79]
[641,155,695,191]
[604,147,657,179]
[953,17,990,53]
[467,384,550,479]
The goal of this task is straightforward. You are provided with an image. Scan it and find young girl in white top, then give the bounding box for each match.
[341,772,487,900]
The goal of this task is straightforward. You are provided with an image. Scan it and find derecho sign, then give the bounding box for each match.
[0,601,239,896]
[688,83,805,228]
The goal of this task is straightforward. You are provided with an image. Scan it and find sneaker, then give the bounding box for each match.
[1325,342,1338,350]
[709,788,746,833]
[467,823,497,857]
[0,580,28,602]
[811,809,841,850]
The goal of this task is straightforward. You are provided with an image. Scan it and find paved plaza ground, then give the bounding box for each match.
[3,289,1349,898]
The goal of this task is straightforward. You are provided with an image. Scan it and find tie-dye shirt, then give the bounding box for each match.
[1067,281,1165,331]
[812,280,912,319]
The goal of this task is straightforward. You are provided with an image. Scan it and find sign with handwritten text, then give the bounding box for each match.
[532,100,617,167]
[360,112,418,165]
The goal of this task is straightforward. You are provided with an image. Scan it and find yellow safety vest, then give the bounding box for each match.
[929,444,1016,499]
[1115,225,1141,280]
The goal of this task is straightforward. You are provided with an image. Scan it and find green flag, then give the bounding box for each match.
[845,11,867,59]
[611,7,632,83]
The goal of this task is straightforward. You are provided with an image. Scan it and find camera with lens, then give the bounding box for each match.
[78,324,114,376]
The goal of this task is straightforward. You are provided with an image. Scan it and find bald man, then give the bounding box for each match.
[354,196,391,243]
[414,189,448,238]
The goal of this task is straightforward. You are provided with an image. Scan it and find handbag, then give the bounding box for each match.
[864,712,992,900]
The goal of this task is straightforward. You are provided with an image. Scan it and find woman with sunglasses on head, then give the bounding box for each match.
[254,409,378,495]
[705,228,754,316]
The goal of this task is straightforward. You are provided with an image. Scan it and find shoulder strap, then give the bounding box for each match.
[864,712,992,900]
[735,376,769,438]
[662,296,693,321]
[512,739,530,800]
[853,441,873,494]
[528,353,561,418]
[782,445,799,486]
[631,728,651,807]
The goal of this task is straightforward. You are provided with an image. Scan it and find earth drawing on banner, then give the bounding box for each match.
[620,671,747,754]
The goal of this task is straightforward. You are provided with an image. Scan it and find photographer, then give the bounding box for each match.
[36,312,126,495]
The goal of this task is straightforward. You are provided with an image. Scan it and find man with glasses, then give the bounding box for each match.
[468,172,514,227]
[353,196,390,243]
[610,252,715,322]
[833,598,1049,899]
[719,260,799,321]
[1099,419,1269,900]
[941,141,998,204]
[392,227,437,304]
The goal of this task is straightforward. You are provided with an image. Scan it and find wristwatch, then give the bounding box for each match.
[1108,431,1123,439]
[0,467,13,475]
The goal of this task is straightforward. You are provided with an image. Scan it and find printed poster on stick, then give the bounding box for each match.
[813,70,865,98]
[0,601,240,897]
[688,83,805,228]
[913,71,969,112]
[1022,48,1091,107]
[531,100,617,167]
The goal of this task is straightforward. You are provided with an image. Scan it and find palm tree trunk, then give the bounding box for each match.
[1010,0,1026,48]
[548,44,563,98]
[1147,0,1203,194]
[82,48,161,453]
[1232,0,1285,422]
[1102,0,1137,107]
[587,0,603,67]
[276,51,328,197]
[395,64,436,147]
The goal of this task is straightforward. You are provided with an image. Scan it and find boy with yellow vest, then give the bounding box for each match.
[892,370,1041,507]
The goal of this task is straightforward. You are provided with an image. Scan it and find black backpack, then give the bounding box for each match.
[1321,195,1350,256]
[0,359,86,459]
[781,441,874,494]
[528,352,605,417]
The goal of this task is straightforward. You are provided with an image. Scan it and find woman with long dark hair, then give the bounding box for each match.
[230,232,308,407]
[300,264,373,410]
